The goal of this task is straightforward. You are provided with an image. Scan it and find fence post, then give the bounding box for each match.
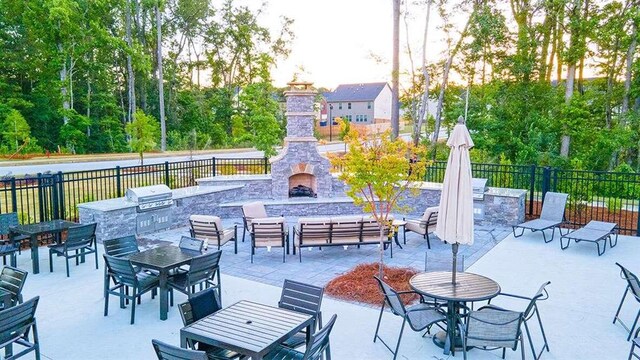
[212,157,216,177]
[116,166,122,197]
[529,165,536,216]
[264,157,269,174]
[57,171,65,220]
[36,173,45,222]
[10,177,17,213]
[51,174,60,220]
[637,200,640,237]
[541,167,551,200]
[164,161,170,187]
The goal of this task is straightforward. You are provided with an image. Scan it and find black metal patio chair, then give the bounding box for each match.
[102,235,146,304]
[103,254,159,324]
[178,288,243,360]
[484,281,551,359]
[169,250,222,306]
[373,276,446,360]
[614,263,640,340]
[179,236,205,252]
[0,265,28,309]
[512,192,568,243]
[48,222,98,277]
[250,218,289,263]
[0,296,40,360]
[152,339,208,360]
[264,314,337,360]
[459,307,525,360]
[241,201,269,243]
[0,212,29,254]
[278,279,324,350]
[630,327,640,359]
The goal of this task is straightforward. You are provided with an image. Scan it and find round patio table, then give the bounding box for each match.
[409,271,500,356]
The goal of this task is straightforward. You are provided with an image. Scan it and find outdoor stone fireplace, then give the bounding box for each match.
[271,82,333,198]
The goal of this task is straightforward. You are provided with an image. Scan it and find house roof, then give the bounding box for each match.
[325,82,389,102]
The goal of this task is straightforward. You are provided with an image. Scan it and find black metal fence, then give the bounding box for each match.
[1,157,639,235]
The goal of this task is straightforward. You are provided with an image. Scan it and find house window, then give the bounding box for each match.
[363,115,368,122]
[339,103,343,110]
[367,102,372,109]
[348,102,352,109]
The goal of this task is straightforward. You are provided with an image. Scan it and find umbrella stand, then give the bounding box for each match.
[451,243,459,285]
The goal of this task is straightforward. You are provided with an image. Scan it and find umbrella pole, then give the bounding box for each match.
[452,243,459,285]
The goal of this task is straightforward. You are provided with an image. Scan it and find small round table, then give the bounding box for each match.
[409,271,500,355]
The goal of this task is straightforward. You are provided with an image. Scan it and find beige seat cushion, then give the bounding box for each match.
[189,215,231,243]
[405,219,428,235]
[243,201,268,218]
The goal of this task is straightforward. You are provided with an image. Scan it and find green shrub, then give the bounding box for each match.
[606,197,624,213]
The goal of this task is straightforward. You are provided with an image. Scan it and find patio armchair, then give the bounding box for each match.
[459,307,525,360]
[103,254,159,324]
[0,212,30,254]
[152,339,208,360]
[0,266,28,309]
[179,236,205,252]
[614,263,640,340]
[403,206,438,248]
[169,250,222,305]
[484,281,551,359]
[560,220,618,256]
[48,222,98,277]
[264,314,337,360]
[373,276,446,360]
[278,279,324,350]
[512,192,568,243]
[629,327,640,360]
[250,217,289,263]
[0,296,40,360]
[189,215,238,254]
[242,201,269,243]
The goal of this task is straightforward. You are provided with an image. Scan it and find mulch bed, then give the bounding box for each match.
[325,263,419,305]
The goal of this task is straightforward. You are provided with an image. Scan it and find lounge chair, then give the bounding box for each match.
[512,192,568,243]
[560,221,618,256]
[614,263,640,341]
[403,206,438,249]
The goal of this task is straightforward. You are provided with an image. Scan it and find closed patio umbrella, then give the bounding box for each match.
[434,116,474,285]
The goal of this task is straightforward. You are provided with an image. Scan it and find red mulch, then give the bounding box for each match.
[325,263,419,305]
[527,200,638,235]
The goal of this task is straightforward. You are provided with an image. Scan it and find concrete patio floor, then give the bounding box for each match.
[8,223,640,359]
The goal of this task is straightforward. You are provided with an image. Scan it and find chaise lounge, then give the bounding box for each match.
[560,220,618,256]
[512,192,568,243]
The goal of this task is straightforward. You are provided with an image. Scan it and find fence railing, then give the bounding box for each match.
[1,157,639,235]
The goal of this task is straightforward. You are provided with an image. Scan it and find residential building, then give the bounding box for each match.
[321,82,392,125]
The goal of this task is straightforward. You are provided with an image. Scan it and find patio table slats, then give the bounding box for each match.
[410,271,500,302]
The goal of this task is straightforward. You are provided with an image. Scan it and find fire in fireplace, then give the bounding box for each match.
[289,185,317,198]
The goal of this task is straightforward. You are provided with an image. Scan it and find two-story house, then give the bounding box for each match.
[322,82,392,125]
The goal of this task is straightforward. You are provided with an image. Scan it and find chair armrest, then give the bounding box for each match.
[495,292,533,301]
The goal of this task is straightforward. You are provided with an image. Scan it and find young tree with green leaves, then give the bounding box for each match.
[330,121,429,277]
[1,109,31,151]
[125,110,160,165]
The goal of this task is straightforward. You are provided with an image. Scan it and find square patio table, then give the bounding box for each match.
[180,300,314,360]
[9,219,78,274]
[128,245,202,321]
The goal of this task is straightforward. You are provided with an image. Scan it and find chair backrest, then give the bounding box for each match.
[242,201,268,219]
[152,339,208,360]
[187,251,222,285]
[189,215,223,241]
[523,281,551,317]
[179,236,204,252]
[465,308,523,349]
[66,223,97,246]
[179,288,222,326]
[279,279,324,320]
[0,213,19,237]
[539,192,568,221]
[0,266,27,305]
[373,276,406,317]
[421,206,439,224]
[584,220,616,233]
[302,314,337,360]
[617,263,640,301]
[103,235,140,257]
[0,296,39,346]
[251,218,286,245]
[103,255,137,287]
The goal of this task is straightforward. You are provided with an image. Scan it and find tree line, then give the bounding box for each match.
[403,0,639,172]
[0,0,291,157]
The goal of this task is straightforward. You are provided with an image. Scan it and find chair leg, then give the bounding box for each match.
[65,255,70,277]
[615,288,630,324]
[629,309,640,341]
[130,289,137,325]
[104,289,110,316]
[535,307,550,353]
[242,228,246,243]
[392,318,407,360]
[75,249,79,265]
[94,249,99,269]
[425,232,431,249]
[373,302,385,342]
[49,250,53,273]
[512,226,526,238]
[520,335,526,360]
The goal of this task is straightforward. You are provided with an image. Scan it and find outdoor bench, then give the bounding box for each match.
[292,216,393,262]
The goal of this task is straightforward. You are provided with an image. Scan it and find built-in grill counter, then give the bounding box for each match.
[125,185,173,234]
[472,178,489,220]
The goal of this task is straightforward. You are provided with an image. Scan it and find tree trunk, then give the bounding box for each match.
[556,6,565,84]
[59,45,69,124]
[378,225,385,279]
[622,20,638,114]
[412,0,432,146]
[156,3,166,152]
[125,0,136,123]
[391,0,401,139]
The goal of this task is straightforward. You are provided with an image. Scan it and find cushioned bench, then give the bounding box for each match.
[293,216,393,262]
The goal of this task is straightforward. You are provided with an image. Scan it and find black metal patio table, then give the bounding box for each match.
[9,219,78,274]
[180,300,314,360]
[410,271,500,355]
[128,245,202,321]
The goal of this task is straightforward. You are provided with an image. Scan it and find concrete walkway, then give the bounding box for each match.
[8,226,640,359]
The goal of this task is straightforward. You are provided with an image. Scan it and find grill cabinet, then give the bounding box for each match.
[125,185,173,234]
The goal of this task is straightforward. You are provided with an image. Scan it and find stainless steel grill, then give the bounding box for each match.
[472,178,488,201]
[125,185,173,234]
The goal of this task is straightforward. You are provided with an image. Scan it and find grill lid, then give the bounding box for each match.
[472,178,488,200]
[125,185,172,203]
